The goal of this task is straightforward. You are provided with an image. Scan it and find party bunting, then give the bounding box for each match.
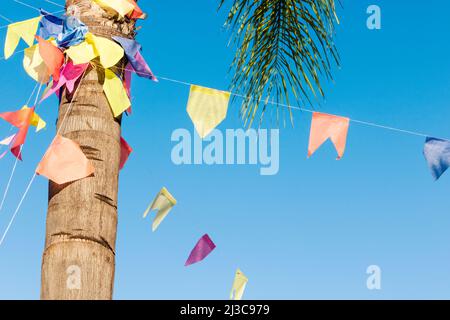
[103,69,131,117]
[186,85,231,139]
[23,44,50,84]
[185,234,216,267]
[38,9,64,40]
[94,0,136,18]
[230,269,248,300]
[308,112,350,160]
[57,15,88,49]
[423,137,450,180]
[36,135,95,184]
[0,107,36,160]
[36,36,64,82]
[4,16,41,59]
[143,187,177,232]
[41,61,89,101]
[112,36,157,81]
[120,136,132,170]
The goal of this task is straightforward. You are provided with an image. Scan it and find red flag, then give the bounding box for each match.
[308,112,350,160]
[120,136,132,170]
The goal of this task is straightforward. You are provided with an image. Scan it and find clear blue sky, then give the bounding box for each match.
[0,0,450,300]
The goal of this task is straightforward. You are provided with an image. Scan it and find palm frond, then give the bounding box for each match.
[219,0,340,127]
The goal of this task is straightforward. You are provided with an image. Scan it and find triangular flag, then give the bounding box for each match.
[23,44,51,83]
[36,135,95,184]
[0,107,36,160]
[57,15,88,48]
[65,40,97,65]
[185,234,216,267]
[125,0,146,19]
[4,16,41,59]
[230,269,248,300]
[0,134,16,146]
[112,36,157,81]
[308,112,350,159]
[86,33,124,68]
[423,137,450,180]
[21,106,46,132]
[38,9,64,40]
[41,61,89,101]
[36,36,64,82]
[143,187,177,232]
[94,0,135,17]
[120,136,132,170]
[103,69,131,117]
[186,85,230,139]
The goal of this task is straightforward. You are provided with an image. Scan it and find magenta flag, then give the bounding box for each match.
[185,234,216,267]
[41,61,89,101]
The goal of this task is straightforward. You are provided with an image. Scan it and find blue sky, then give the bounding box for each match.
[0,0,450,299]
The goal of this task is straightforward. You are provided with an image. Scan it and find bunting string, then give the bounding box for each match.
[0,82,40,213]
[0,70,87,246]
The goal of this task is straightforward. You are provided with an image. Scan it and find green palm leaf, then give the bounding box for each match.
[219,0,340,127]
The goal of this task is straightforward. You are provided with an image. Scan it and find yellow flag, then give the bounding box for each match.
[230,269,248,300]
[103,69,130,117]
[4,16,41,59]
[21,106,46,132]
[94,0,135,17]
[187,85,230,138]
[86,33,124,69]
[23,44,50,84]
[65,40,97,65]
[143,187,177,232]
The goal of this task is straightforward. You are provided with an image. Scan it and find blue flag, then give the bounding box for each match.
[423,137,450,180]
[57,16,88,48]
[38,9,64,39]
[112,36,157,81]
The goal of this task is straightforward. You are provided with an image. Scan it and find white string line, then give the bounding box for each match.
[0,13,13,23]
[0,82,40,213]
[0,6,65,30]
[0,69,87,246]
[90,59,444,140]
[44,0,65,8]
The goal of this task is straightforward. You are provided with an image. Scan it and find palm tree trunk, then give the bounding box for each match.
[40,0,136,300]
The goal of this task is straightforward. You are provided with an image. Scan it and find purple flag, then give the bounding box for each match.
[112,36,157,81]
[423,137,450,180]
[185,234,216,267]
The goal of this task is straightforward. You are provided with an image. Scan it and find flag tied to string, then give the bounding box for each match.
[423,137,450,180]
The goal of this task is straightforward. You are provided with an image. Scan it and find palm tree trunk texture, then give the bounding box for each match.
[40,0,136,300]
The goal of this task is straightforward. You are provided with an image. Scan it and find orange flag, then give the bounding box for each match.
[36,36,64,82]
[308,112,350,160]
[36,135,95,184]
[0,107,35,160]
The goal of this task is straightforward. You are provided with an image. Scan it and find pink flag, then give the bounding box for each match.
[0,134,16,146]
[41,61,89,101]
[120,136,132,170]
[185,234,216,267]
[36,135,95,184]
